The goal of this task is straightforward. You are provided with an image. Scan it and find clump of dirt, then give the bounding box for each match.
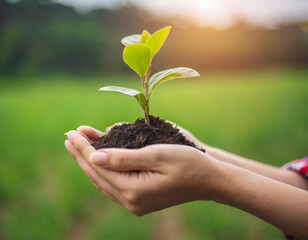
[92,115,205,152]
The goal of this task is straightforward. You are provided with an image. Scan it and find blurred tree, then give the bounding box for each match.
[0,1,307,77]
[0,0,106,76]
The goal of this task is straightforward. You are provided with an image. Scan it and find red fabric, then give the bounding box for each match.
[284,156,308,179]
[280,156,308,240]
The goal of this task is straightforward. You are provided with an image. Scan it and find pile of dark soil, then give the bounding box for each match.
[92,115,205,152]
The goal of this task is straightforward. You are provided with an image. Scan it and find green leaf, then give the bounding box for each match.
[146,26,171,58]
[99,86,141,97]
[140,30,151,44]
[148,67,200,92]
[123,44,151,79]
[121,34,141,46]
[137,92,147,109]
[99,86,147,110]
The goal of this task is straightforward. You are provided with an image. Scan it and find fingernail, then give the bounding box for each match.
[66,133,74,145]
[64,130,73,136]
[64,140,71,150]
[90,152,107,166]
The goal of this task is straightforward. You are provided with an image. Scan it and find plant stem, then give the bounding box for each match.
[143,64,152,124]
[144,108,150,123]
[140,104,150,123]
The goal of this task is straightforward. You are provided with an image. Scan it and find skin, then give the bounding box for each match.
[179,128,308,191]
[65,125,308,239]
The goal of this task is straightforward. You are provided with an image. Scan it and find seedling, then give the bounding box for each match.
[99,26,200,124]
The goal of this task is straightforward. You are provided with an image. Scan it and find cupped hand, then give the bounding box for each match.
[65,130,220,216]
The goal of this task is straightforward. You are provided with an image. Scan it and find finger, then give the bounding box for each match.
[77,125,105,142]
[65,140,123,204]
[105,122,127,133]
[65,130,91,143]
[67,132,96,160]
[65,138,126,190]
[89,147,160,172]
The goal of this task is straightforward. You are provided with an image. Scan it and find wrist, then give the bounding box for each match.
[199,155,245,203]
[206,147,239,167]
[198,154,228,201]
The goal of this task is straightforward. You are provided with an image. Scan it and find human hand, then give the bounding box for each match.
[65,131,221,216]
[76,123,126,143]
[76,125,105,143]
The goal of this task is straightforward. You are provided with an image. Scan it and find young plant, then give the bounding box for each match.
[99,26,200,124]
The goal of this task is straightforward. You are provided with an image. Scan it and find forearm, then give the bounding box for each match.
[210,160,308,239]
[206,146,308,190]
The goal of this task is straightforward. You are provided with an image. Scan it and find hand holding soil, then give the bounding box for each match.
[65,130,219,215]
[65,127,308,239]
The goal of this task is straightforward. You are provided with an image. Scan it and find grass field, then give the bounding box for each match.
[0,68,307,239]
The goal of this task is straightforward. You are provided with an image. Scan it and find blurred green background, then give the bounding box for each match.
[0,0,308,239]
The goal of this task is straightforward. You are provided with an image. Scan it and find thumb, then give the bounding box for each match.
[89,148,158,172]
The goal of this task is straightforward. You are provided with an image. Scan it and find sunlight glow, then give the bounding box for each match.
[52,0,308,28]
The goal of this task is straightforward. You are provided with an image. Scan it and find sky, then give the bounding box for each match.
[53,0,308,28]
